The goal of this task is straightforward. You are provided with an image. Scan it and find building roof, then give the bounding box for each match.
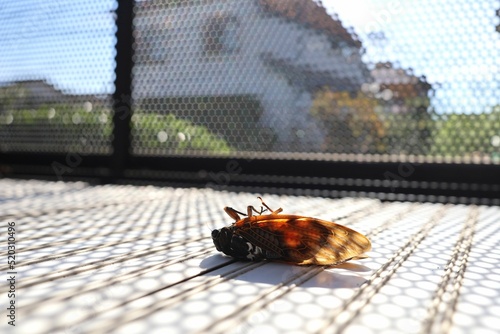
[258,0,361,47]
[371,63,422,85]
[261,53,362,92]
[0,80,109,105]
[370,62,432,98]
[136,0,362,48]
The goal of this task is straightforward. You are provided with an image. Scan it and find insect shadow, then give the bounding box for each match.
[199,254,371,289]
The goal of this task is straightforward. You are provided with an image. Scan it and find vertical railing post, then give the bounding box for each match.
[111,0,134,181]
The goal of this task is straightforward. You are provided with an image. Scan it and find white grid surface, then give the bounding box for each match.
[1,179,498,334]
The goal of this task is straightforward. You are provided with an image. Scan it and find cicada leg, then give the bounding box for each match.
[258,197,283,215]
[224,207,246,221]
[225,197,283,222]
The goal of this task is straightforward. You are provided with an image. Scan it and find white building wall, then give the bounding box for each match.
[133,0,368,151]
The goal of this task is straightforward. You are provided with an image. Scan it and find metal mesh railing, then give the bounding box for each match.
[0,1,117,154]
[131,0,499,162]
[0,0,499,162]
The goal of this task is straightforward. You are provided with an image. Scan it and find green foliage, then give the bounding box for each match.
[131,112,233,153]
[377,106,434,155]
[0,104,113,152]
[136,95,272,152]
[1,104,112,132]
[310,87,498,160]
[0,84,29,111]
[3,101,497,159]
[0,105,234,154]
[430,106,500,161]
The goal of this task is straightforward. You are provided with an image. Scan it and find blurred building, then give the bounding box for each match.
[133,0,370,151]
[0,80,107,111]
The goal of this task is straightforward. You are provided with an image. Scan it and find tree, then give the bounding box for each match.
[430,106,500,162]
[310,89,386,154]
[0,84,29,113]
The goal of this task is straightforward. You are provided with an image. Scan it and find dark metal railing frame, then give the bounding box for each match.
[0,0,498,205]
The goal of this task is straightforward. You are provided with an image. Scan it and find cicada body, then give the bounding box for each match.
[211,197,371,266]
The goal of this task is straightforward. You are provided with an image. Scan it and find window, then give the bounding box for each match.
[203,14,239,56]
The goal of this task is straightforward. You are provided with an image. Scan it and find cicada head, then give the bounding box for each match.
[211,226,233,255]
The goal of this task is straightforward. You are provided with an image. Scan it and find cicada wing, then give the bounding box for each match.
[234,215,371,265]
[300,223,372,265]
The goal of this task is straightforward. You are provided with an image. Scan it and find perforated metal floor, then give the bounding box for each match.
[1,179,498,334]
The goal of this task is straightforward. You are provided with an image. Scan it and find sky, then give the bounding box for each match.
[0,0,117,94]
[324,0,500,114]
[0,0,498,114]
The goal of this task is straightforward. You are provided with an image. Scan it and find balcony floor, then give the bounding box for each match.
[1,178,498,333]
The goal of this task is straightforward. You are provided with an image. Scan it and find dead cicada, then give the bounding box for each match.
[211,197,371,265]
